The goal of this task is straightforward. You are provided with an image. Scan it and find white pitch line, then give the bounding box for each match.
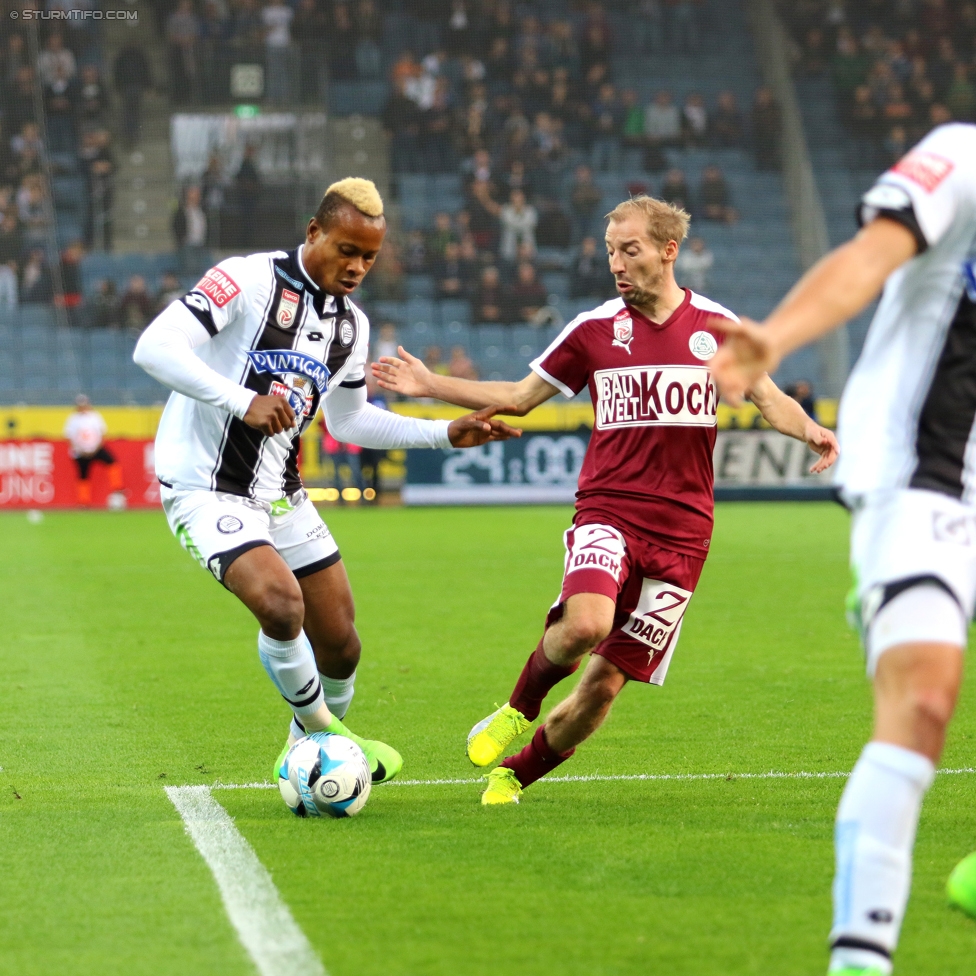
[211,766,976,791]
[166,785,327,976]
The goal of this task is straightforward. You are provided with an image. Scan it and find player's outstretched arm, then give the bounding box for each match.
[322,382,521,452]
[746,373,839,474]
[371,346,558,416]
[709,217,919,403]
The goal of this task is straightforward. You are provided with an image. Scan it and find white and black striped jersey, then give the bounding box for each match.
[138,245,450,501]
[835,123,976,501]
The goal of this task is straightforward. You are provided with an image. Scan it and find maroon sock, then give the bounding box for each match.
[509,639,579,721]
[501,724,574,788]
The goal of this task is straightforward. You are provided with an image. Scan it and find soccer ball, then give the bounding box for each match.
[278,732,371,818]
[106,492,127,511]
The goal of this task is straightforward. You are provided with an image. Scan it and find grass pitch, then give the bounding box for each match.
[1,503,974,975]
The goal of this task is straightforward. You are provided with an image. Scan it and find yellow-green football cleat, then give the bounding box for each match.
[947,850,976,918]
[466,702,531,767]
[481,766,523,805]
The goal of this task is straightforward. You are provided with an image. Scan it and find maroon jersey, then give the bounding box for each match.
[531,291,734,557]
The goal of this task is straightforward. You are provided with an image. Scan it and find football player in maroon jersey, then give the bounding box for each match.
[372,196,838,804]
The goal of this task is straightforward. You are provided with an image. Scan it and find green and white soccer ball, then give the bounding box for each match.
[278,732,371,818]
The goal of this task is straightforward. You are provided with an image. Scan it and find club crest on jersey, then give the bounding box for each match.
[276,289,301,329]
[612,309,633,353]
[270,377,314,419]
[339,319,355,346]
[689,330,718,360]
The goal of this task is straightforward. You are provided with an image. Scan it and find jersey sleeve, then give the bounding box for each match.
[530,317,592,398]
[858,124,976,252]
[338,304,369,388]
[175,256,251,337]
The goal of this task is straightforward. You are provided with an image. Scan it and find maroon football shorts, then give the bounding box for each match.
[546,521,706,684]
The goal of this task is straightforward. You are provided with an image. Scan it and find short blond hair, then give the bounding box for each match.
[316,177,384,225]
[605,195,690,247]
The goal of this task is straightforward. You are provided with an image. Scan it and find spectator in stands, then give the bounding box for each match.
[375,322,398,362]
[167,0,201,105]
[634,0,663,54]
[427,211,456,261]
[448,345,479,380]
[710,90,744,147]
[752,86,782,170]
[155,272,185,314]
[355,0,383,79]
[570,236,610,299]
[77,64,110,130]
[505,261,548,324]
[644,89,682,149]
[199,0,231,103]
[589,82,621,172]
[327,2,359,81]
[113,44,151,147]
[262,0,294,105]
[432,241,467,298]
[20,248,52,304]
[5,67,38,134]
[118,274,153,332]
[44,63,78,153]
[37,32,76,89]
[0,212,24,270]
[498,189,537,263]
[11,123,43,178]
[201,153,226,245]
[473,265,504,322]
[1,33,28,87]
[17,175,50,246]
[536,198,572,247]
[946,63,976,121]
[700,165,738,224]
[467,178,499,251]
[383,78,423,173]
[233,144,262,247]
[569,164,602,244]
[682,92,708,147]
[0,260,16,310]
[80,129,116,251]
[675,236,714,294]
[424,345,450,376]
[668,0,702,54]
[173,185,208,273]
[786,379,815,418]
[230,0,265,51]
[660,168,691,213]
[293,0,330,101]
[91,279,120,329]
[884,124,909,165]
[830,29,868,105]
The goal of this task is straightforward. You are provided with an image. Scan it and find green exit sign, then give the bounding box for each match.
[234,104,260,119]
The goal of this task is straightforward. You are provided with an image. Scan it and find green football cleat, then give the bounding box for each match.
[828,969,887,976]
[466,702,531,767]
[481,766,523,805]
[325,716,403,785]
[273,740,291,781]
[947,850,976,918]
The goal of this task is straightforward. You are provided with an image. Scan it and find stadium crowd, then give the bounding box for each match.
[784,0,976,165]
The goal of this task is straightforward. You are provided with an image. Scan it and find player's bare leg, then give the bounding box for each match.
[482,654,626,805]
[467,593,615,767]
[829,638,962,975]
[299,560,362,709]
[224,546,402,783]
[542,656,628,755]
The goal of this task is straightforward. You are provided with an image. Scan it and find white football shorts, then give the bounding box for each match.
[848,487,975,673]
[160,487,340,584]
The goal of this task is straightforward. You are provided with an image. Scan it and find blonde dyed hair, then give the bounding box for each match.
[605,195,690,247]
[316,177,385,225]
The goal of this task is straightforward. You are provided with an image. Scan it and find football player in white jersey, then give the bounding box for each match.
[134,178,518,786]
[709,123,976,973]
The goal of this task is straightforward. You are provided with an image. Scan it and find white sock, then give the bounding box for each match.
[320,670,356,719]
[829,742,935,974]
[257,630,325,719]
